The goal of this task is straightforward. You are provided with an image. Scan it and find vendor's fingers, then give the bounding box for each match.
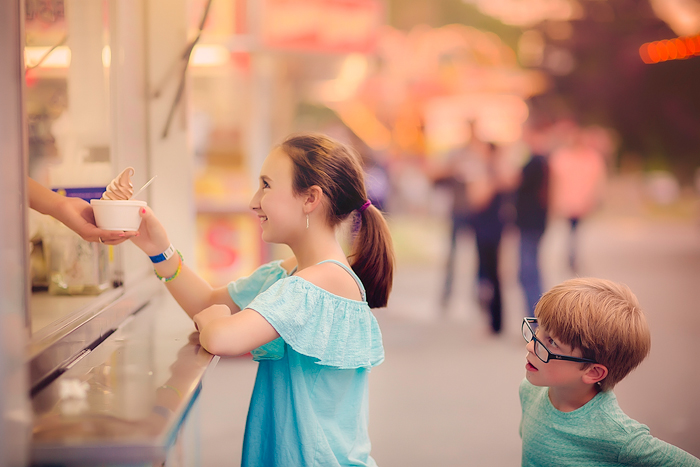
[98,230,139,245]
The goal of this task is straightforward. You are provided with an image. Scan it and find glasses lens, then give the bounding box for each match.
[522,321,532,341]
[534,340,549,363]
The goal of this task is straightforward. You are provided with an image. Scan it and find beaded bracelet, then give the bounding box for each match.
[158,384,182,398]
[154,250,183,283]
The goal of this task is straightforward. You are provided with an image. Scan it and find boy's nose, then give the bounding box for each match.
[525,338,536,354]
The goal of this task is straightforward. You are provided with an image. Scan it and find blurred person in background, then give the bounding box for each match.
[430,136,478,310]
[361,150,391,214]
[549,125,607,273]
[515,115,552,316]
[469,139,519,334]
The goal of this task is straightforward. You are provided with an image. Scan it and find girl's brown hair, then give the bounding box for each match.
[281,133,394,308]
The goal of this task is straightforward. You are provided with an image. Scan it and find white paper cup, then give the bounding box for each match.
[90,199,147,231]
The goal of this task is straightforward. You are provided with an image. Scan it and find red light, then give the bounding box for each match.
[640,34,700,63]
[647,42,660,63]
[656,41,669,61]
[685,37,696,55]
[639,44,653,64]
[25,70,38,87]
[674,39,687,58]
[666,40,678,59]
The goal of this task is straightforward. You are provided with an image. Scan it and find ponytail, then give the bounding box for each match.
[350,204,394,309]
[281,132,395,308]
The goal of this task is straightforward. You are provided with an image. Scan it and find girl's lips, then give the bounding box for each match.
[526,361,539,372]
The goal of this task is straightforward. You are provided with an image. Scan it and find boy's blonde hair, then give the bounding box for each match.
[535,277,651,391]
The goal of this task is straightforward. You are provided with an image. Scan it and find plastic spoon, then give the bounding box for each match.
[130,175,157,199]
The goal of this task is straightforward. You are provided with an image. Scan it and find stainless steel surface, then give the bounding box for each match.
[30,288,121,337]
[0,0,32,465]
[27,275,162,393]
[30,293,217,465]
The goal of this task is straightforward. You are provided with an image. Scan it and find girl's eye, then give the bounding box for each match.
[262,180,270,189]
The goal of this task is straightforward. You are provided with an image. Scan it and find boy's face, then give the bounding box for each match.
[525,326,590,388]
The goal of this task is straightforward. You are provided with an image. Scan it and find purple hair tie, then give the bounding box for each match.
[358,199,372,212]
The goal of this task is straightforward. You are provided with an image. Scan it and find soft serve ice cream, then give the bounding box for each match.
[101,167,135,200]
[91,167,145,231]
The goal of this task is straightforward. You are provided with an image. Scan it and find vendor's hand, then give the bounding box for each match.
[130,206,172,256]
[193,304,231,332]
[57,197,139,245]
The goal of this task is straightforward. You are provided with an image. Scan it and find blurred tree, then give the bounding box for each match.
[386,0,700,185]
[541,0,700,184]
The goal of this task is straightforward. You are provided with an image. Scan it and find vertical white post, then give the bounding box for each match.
[109,0,152,284]
[145,0,196,266]
[0,0,31,465]
[65,0,110,150]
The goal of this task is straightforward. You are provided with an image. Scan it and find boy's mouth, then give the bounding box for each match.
[526,360,539,372]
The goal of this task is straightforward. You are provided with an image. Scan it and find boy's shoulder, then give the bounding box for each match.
[520,379,642,435]
[520,380,700,466]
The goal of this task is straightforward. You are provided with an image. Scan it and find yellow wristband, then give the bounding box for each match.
[159,384,182,398]
[154,250,183,283]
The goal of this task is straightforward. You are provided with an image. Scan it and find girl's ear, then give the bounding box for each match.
[582,364,608,385]
[303,185,323,213]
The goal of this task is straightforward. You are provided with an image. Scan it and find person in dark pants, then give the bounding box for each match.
[432,165,474,309]
[472,188,505,333]
[467,141,518,334]
[430,135,485,310]
[516,121,551,316]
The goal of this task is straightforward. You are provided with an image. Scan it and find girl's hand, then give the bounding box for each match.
[193,304,232,332]
[130,206,172,256]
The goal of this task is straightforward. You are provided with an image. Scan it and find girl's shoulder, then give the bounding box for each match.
[294,260,364,302]
[279,256,297,275]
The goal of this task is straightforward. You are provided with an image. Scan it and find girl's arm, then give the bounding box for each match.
[131,207,239,318]
[193,305,279,356]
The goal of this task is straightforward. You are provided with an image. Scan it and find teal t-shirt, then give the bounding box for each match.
[227,260,384,467]
[519,379,700,466]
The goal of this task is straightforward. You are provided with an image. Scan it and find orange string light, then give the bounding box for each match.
[640,34,700,64]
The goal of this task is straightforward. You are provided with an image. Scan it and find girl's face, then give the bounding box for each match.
[250,147,306,244]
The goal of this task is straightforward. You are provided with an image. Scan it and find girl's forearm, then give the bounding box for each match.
[154,257,224,319]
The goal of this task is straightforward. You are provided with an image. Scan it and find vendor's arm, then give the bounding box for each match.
[28,178,137,244]
[131,206,240,318]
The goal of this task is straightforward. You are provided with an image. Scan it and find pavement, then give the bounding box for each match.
[199,188,700,466]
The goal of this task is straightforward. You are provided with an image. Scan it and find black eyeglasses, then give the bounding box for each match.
[522,317,597,364]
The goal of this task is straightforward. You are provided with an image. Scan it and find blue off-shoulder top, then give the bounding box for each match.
[227,259,384,467]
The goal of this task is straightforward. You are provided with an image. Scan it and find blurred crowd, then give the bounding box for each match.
[351,111,616,332]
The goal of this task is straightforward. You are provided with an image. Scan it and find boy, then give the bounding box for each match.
[520,277,700,466]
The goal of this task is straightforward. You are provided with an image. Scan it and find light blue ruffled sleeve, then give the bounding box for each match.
[227,260,288,310]
[246,276,384,369]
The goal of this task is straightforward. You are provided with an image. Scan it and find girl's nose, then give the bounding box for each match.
[249,190,261,210]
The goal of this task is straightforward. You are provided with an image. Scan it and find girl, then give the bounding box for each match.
[131,133,394,466]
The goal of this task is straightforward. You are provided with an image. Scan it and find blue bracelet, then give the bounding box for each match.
[149,244,175,263]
